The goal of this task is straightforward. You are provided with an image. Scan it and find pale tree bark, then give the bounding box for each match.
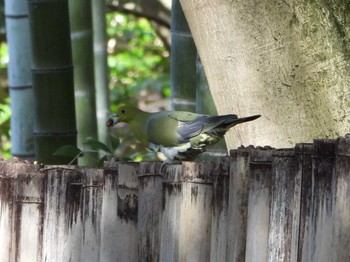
[180,0,350,149]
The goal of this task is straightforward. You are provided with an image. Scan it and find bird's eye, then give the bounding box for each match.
[121,109,126,114]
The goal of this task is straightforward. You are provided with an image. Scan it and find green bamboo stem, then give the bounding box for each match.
[69,0,98,166]
[92,0,110,148]
[28,0,77,164]
[5,0,35,159]
[170,0,196,112]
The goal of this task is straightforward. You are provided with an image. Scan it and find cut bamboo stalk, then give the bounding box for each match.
[100,162,139,262]
[138,162,163,261]
[332,135,350,262]
[226,149,251,262]
[245,149,273,262]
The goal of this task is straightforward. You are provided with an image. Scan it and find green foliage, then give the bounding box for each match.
[54,145,82,159]
[0,42,10,158]
[84,136,113,154]
[106,12,170,110]
[53,134,157,167]
[54,135,120,167]
[0,97,11,158]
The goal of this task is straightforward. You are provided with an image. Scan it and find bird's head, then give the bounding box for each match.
[106,104,141,127]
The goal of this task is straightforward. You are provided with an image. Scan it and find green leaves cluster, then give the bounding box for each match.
[54,134,158,166]
[106,12,170,110]
[54,135,120,167]
[0,42,10,158]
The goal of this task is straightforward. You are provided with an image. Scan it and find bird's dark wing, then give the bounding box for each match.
[176,115,238,143]
[176,114,261,143]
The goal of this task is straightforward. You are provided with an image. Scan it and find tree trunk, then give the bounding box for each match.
[180,1,350,149]
[28,0,77,164]
[5,0,34,159]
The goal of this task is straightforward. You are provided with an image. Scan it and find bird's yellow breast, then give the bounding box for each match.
[146,113,181,146]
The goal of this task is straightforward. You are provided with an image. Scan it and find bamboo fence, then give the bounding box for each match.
[0,136,349,262]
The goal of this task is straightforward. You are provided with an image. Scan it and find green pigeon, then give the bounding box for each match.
[106,104,260,162]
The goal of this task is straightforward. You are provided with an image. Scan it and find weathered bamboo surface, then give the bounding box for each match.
[0,136,349,262]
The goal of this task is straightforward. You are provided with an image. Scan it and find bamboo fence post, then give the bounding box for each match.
[268,149,299,262]
[0,162,41,261]
[226,149,251,262]
[177,162,213,262]
[80,168,103,261]
[99,164,118,261]
[159,164,182,262]
[14,172,45,262]
[0,162,16,261]
[295,143,313,262]
[245,149,273,262]
[332,135,350,261]
[42,167,84,261]
[209,158,230,262]
[138,162,163,261]
[100,162,139,262]
[308,140,336,262]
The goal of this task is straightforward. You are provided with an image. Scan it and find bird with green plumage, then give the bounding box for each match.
[106,104,260,162]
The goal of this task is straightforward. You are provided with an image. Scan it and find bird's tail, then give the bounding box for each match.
[186,114,260,138]
[218,114,261,133]
[230,115,261,126]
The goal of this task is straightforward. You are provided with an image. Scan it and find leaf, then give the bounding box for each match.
[83,137,112,154]
[109,134,120,150]
[97,155,110,168]
[53,145,82,158]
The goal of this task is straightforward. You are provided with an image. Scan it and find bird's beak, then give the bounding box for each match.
[106,114,119,127]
